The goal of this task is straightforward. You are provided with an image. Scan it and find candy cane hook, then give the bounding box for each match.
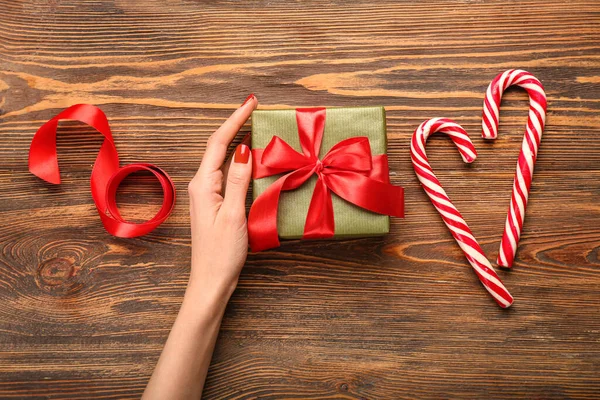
[482,69,547,268]
[411,118,513,308]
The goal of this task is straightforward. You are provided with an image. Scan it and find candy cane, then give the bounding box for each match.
[411,118,513,308]
[482,69,547,268]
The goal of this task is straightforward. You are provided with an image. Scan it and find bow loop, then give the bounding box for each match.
[262,136,312,170]
[322,137,373,173]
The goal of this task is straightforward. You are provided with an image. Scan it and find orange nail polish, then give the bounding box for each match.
[234,144,250,164]
[241,94,255,107]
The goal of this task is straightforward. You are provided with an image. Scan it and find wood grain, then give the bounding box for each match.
[1,0,599,398]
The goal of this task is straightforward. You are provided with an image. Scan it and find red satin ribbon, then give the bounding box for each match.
[28,104,175,237]
[248,107,404,252]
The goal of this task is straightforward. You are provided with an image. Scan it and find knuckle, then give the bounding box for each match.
[206,134,221,149]
[187,179,200,196]
[227,170,247,186]
[208,171,223,192]
[220,206,241,223]
[188,170,223,198]
[205,135,215,147]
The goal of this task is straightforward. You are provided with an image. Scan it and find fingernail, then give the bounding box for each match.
[234,144,250,164]
[241,94,255,107]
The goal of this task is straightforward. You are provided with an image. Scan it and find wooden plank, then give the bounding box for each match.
[0,0,599,398]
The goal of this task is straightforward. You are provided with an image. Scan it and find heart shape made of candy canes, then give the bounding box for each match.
[411,69,547,307]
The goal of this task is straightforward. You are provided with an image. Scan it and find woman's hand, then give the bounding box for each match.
[187,94,256,300]
[143,94,257,400]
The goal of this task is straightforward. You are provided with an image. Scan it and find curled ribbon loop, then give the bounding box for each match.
[28,104,175,238]
[248,107,404,252]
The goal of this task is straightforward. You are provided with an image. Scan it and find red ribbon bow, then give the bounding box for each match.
[28,104,175,238]
[248,108,404,251]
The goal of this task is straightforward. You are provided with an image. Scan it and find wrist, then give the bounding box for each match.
[188,260,240,299]
[183,273,236,311]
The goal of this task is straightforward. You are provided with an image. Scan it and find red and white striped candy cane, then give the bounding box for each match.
[411,118,514,308]
[482,69,547,268]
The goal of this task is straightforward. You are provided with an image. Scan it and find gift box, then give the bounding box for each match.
[249,106,404,251]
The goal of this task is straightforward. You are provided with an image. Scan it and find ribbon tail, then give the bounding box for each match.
[249,167,315,252]
[29,119,61,184]
[325,171,404,218]
[303,176,335,239]
[248,177,284,252]
[370,155,391,183]
[29,104,120,186]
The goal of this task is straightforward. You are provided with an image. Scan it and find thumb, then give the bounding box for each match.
[219,142,252,222]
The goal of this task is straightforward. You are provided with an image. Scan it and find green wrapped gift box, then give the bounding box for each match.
[251,106,393,240]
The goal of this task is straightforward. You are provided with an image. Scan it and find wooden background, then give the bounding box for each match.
[1,1,599,398]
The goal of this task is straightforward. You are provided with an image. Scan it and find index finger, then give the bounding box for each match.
[197,94,257,176]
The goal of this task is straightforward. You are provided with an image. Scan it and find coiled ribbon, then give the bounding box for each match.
[28,104,175,237]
